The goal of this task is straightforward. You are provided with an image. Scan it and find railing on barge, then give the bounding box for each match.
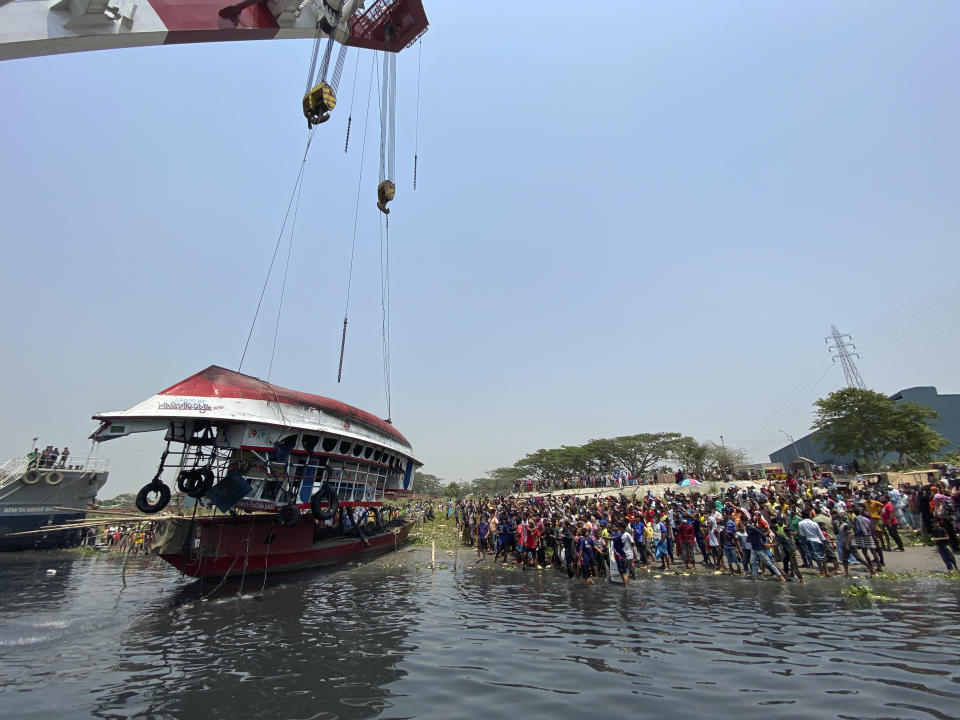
[0,455,110,490]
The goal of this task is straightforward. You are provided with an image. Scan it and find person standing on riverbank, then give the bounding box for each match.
[931,519,958,571]
[883,495,904,552]
[678,518,696,570]
[576,525,595,586]
[653,516,671,572]
[853,506,885,570]
[476,515,490,562]
[798,511,830,577]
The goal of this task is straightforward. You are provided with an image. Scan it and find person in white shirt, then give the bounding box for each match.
[798,510,830,577]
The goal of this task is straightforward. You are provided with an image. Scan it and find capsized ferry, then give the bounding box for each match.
[91,366,421,578]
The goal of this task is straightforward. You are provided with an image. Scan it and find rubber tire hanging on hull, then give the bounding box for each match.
[310,482,339,521]
[277,504,300,527]
[136,481,171,514]
[176,467,215,498]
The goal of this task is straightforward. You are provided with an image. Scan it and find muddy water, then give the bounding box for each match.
[1,549,958,719]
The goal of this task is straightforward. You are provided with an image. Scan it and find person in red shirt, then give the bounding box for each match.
[882,496,904,551]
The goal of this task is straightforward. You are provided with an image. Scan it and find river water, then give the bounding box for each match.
[1,549,958,720]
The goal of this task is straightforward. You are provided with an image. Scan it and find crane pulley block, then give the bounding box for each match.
[303,81,337,127]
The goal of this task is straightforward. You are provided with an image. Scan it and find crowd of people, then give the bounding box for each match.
[448,472,960,586]
[27,444,70,469]
[512,467,764,494]
[99,524,154,553]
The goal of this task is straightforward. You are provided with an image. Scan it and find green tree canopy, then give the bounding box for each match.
[413,472,444,497]
[672,436,711,477]
[706,442,748,471]
[812,387,947,467]
[441,481,463,499]
[888,401,949,465]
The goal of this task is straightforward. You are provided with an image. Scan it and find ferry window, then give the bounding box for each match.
[373,450,381,462]
[261,479,281,502]
[352,444,363,457]
[279,434,298,448]
[301,434,319,453]
[364,446,373,459]
[339,440,352,455]
[322,437,337,453]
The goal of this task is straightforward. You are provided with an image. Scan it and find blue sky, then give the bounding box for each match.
[1,2,958,495]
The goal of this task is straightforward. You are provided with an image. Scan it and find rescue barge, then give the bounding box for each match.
[0,456,108,551]
[91,366,421,578]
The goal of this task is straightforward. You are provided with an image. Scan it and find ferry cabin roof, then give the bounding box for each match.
[89,365,417,465]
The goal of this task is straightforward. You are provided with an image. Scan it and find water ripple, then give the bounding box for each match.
[0,553,958,719]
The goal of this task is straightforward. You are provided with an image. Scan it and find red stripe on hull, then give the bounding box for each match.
[157,514,416,579]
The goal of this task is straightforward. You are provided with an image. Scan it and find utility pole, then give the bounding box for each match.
[825,325,866,389]
[779,429,801,459]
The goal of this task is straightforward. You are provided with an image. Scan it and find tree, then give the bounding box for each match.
[888,401,948,465]
[812,388,896,467]
[706,442,748,472]
[100,493,136,507]
[672,437,711,477]
[586,433,682,477]
[480,467,523,496]
[812,387,947,468]
[413,472,444,497]
[441,481,463,499]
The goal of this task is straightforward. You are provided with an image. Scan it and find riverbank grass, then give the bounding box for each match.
[409,518,462,550]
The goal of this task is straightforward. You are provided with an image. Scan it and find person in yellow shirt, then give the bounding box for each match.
[865,496,891,551]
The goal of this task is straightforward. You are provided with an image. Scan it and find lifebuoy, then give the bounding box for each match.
[310,482,339,521]
[136,480,171,514]
[277,504,299,526]
[22,470,41,485]
[45,471,63,486]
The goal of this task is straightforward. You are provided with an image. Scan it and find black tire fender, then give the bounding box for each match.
[310,482,339,521]
[277,504,300,526]
[136,481,171,514]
